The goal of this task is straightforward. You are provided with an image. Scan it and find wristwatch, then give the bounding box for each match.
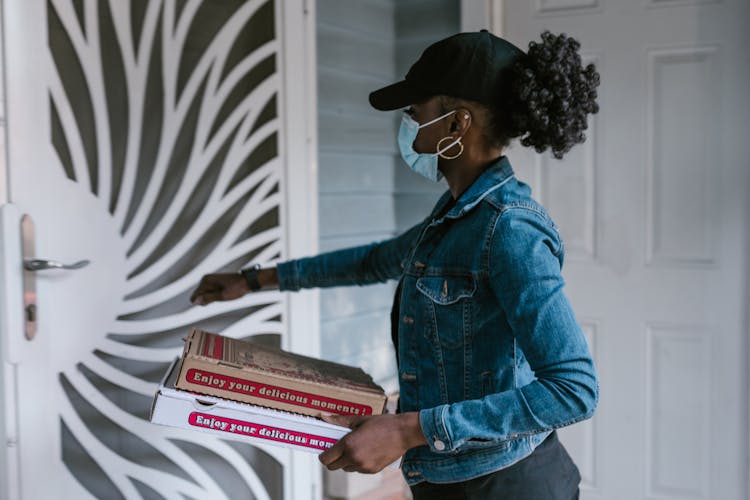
[240,264,262,292]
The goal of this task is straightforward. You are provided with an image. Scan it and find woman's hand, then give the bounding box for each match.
[190,268,279,305]
[319,412,427,474]
[190,273,250,305]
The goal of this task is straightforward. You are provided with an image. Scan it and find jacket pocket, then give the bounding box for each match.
[416,273,476,349]
[416,274,476,305]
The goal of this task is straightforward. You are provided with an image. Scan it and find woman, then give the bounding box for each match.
[191,30,600,500]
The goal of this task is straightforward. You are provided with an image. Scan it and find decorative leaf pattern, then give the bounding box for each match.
[46,1,287,497]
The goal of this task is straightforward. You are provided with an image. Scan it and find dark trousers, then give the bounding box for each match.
[410,432,580,500]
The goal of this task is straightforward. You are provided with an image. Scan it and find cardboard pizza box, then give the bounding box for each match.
[174,329,387,418]
[150,357,350,453]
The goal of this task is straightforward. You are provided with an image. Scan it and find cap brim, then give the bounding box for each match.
[369,80,433,111]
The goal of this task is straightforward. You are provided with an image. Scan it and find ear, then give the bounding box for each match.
[451,108,472,136]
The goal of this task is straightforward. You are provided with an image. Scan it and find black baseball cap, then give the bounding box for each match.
[369,30,526,111]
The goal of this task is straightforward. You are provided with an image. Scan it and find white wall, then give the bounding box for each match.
[315,0,460,394]
[316,0,400,392]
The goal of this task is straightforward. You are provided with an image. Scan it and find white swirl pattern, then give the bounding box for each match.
[46,0,288,498]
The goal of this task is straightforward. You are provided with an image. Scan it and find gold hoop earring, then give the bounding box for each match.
[437,136,464,160]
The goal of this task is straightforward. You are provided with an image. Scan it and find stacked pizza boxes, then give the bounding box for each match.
[150,328,388,453]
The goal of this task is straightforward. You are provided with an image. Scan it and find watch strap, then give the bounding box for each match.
[240,264,262,291]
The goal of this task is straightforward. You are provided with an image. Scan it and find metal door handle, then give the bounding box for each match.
[23,258,90,271]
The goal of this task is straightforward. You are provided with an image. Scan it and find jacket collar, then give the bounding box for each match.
[428,156,515,222]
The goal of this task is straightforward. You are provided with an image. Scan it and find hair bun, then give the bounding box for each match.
[504,31,600,159]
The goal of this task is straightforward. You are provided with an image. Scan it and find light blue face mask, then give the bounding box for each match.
[397,110,462,182]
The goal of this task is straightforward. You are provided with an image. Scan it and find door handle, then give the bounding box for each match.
[18,216,91,340]
[23,258,90,271]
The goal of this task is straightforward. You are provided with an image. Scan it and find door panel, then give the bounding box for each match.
[502,1,750,499]
[1,1,316,498]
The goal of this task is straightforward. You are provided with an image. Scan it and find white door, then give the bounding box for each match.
[0,1,319,499]
[481,1,749,499]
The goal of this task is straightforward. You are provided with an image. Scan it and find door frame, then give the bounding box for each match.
[0,0,321,498]
[0,0,21,496]
[278,0,322,498]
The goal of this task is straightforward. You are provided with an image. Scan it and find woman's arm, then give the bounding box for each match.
[275,221,426,291]
[418,209,599,453]
[190,221,426,304]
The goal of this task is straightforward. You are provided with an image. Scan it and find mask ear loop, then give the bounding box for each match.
[436,136,464,160]
[418,109,457,129]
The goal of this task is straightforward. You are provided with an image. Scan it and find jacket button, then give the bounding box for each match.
[433,439,446,451]
[403,315,414,324]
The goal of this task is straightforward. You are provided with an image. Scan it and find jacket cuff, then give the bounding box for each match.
[275,261,300,291]
[419,405,454,454]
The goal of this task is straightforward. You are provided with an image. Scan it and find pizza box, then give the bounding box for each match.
[174,329,387,418]
[150,357,350,453]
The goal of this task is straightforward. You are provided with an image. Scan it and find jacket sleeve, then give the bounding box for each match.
[276,221,426,291]
[418,209,598,453]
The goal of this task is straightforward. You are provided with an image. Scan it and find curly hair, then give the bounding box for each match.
[489,31,600,159]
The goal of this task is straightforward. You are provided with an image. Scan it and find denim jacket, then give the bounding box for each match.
[276,156,598,485]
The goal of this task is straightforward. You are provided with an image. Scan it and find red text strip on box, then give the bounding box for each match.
[188,412,337,450]
[185,369,373,416]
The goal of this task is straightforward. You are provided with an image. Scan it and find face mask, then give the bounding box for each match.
[397,110,462,182]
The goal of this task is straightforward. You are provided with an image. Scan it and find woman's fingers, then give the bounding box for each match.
[318,441,345,468]
[193,290,223,305]
[191,277,226,305]
[323,454,352,471]
[190,273,249,305]
[318,415,396,474]
[190,276,222,304]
